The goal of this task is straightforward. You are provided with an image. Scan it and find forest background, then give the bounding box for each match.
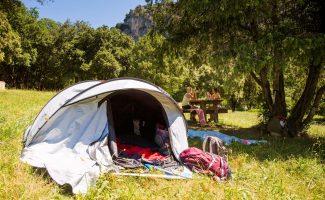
[0,0,324,136]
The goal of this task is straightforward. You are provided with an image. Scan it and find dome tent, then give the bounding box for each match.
[20,78,190,194]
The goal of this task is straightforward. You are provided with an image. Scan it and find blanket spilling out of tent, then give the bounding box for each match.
[187,129,267,145]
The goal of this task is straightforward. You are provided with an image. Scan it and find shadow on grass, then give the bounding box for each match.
[32,168,74,196]
[229,135,324,162]
[188,123,325,162]
[188,120,266,139]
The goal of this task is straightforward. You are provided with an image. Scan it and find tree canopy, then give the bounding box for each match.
[152,0,325,135]
[0,0,324,136]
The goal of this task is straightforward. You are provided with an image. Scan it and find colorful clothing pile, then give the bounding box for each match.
[117,142,168,161]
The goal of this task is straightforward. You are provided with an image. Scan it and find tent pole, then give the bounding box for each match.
[112,172,185,179]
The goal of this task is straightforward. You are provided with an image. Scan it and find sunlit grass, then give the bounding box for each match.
[0,90,60,199]
[218,111,324,137]
[218,111,260,128]
[307,123,325,138]
[0,90,324,199]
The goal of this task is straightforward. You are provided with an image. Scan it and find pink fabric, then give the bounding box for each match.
[180,147,230,179]
[190,108,206,126]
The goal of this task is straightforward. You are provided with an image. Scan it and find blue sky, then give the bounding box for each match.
[22,0,146,28]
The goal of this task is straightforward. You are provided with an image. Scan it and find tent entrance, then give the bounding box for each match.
[108,89,168,150]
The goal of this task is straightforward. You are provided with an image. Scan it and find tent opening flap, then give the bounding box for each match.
[108,90,168,149]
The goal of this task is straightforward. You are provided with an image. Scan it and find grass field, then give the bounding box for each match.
[0,90,324,199]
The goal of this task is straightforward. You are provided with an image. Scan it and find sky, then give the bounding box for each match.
[22,0,147,28]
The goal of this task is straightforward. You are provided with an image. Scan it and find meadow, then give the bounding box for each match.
[0,90,324,199]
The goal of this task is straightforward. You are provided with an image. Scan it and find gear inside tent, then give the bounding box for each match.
[21,78,191,194]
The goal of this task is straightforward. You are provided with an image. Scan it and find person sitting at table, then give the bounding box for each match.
[210,88,221,100]
[181,87,196,110]
[206,91,212,100]
[181,87,206,126]
[206,87,222,122]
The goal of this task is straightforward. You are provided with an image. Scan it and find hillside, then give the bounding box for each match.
[116,5,153,40]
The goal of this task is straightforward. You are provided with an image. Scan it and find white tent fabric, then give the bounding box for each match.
[65,79,166,105]
[21,78,190,194]
[24,81,101,146]
[21,101,114,193]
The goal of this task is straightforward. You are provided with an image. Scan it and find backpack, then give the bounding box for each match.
[180,147,231,180]
[202,136,228,162]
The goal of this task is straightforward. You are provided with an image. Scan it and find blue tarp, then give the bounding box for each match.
[188,129,267,145]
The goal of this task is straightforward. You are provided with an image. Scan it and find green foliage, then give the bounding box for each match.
[152,0,325,133]
[0,0,268,109]
[0,2,135,89]
[129,33,191,98]
[0,11,21,64]
[1,0,324,126]
[92,48,121,79]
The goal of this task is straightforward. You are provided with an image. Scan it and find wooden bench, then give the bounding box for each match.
[178,102,226,123]
[206,107,228,113]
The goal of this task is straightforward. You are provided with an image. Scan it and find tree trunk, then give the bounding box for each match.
[230,95,237,112]
[272,70,287,117]
[287,62,323,136]
[260,72,273,115]
[272,43,287,117]
[251,67,273,115]
[303,85,325,126]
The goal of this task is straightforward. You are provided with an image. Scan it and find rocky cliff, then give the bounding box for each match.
[116,6,153,41]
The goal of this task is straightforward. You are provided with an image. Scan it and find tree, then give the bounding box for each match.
[153,0,325,136]
[91,48,122,79]
[84,27,134,79]
[129,33,191,97]
[0,0,135,89]
[30,18,60,89]
[0,0,40,88]
[0,11,22,70]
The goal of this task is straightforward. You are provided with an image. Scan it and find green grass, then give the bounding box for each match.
[218,111,261,128]
[1,90,324,199]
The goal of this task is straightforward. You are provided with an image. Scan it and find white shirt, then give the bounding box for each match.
[181,93,191,106]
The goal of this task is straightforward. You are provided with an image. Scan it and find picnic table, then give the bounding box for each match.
[189,99,223,123]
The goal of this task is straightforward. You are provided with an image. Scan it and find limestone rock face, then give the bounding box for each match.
[116,6,153,41]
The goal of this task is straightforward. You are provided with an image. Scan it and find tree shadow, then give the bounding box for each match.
[229,135,324,162]
[31,168,73,196]
[188,122,267,139]
[188,124,325,162]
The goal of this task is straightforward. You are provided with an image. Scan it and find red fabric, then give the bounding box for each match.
[117,142,168,161]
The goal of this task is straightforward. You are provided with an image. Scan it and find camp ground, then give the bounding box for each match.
[1,0,324,199]
[0,84,324,199]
